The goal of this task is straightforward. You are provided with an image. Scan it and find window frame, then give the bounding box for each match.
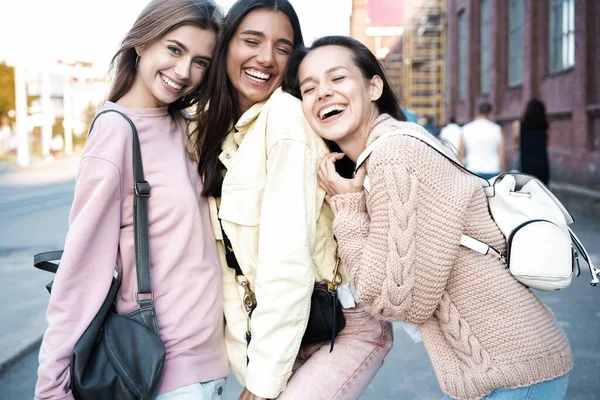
[549,0,575,73]
[508,0,524,87]
[480,0,491,94]
[458,10,468,101]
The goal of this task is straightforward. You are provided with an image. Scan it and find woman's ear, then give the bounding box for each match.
[370,75,384,102]
[135,45,145,56]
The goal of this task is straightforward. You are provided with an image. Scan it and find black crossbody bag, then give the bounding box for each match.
[218,201,345,353]
[33,110,165,400]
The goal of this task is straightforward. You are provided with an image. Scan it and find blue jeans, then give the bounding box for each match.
[441,374,569,400]
[474,171,499,181]
[154,378,226,400]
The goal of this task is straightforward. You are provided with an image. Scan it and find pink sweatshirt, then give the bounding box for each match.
[35,102,229,399]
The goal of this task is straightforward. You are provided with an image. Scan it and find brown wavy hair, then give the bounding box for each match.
[106,0,223,114]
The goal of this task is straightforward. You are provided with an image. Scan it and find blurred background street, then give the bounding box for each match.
[1,0,600,399]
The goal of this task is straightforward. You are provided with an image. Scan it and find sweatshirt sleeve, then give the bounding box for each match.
[244,138,317,399]
[35,156,121,400]
[331,158,465,325]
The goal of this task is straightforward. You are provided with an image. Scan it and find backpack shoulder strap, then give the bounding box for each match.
[355,128,491,187]
[355,127,504,261]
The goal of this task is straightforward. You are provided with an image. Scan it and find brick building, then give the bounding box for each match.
[351,0,447,126]
[351,0,405,58]
[445,0,600,215]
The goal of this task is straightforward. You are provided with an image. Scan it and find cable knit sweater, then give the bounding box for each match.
[329,115,572,400]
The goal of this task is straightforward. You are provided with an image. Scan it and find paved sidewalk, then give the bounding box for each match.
[0,154,81,185]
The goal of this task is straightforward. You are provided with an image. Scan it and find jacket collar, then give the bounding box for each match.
[233,87,284,138]
[219,87,284,168]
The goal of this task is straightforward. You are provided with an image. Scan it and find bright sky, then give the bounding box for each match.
[0,0,351,71]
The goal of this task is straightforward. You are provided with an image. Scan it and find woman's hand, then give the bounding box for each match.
[239,388,269,400]
[318,152,366,202]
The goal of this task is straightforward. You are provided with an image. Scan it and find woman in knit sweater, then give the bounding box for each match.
[35,2,229,399]
[285,35,572,400]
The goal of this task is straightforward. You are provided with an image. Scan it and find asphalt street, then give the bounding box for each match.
[0,160,598,399]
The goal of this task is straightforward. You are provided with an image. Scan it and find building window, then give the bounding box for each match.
[480,0,491,94]
[458,10,468,101]
[508,0,524,86]
[549,0,575,73]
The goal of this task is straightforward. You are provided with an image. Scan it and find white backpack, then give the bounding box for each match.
[355,128,599,291]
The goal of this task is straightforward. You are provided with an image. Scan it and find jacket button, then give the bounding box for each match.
[217,386,223,395]
[226,153,231,159]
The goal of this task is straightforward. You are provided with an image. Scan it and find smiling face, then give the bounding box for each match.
[226,9,294,114]
[130,24,216,108]
[298,45,383,148]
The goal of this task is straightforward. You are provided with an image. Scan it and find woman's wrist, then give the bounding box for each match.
[330,192,366,215]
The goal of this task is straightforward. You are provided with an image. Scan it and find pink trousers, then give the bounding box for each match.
[278,303,394,400]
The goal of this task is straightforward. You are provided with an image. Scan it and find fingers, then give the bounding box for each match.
[354,165,367,180]
[324,153,340,178]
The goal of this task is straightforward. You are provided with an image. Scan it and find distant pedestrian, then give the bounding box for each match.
[34,1,228,399]
[420,114,440,136]
[514,98,550,185]
[459,102,505,179]
[439,116,462,152]
[402,106,419,123]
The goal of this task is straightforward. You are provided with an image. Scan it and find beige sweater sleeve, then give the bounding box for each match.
[331,156,468,324]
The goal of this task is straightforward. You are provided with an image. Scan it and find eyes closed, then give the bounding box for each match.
[241,36,293,56]
[301,75,346,96]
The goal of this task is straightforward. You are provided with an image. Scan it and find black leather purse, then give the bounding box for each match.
[218,217,345,353]
[301,261,346,351]
[33,110,165,400]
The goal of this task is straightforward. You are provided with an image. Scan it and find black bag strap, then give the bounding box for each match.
[33,110,154,305]
[220,222,244,277]
[34,250,64,273]
[89,109,153,304]
[217,164,244,277]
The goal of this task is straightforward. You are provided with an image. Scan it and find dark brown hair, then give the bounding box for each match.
[194,0,304,197]
[521,98,549,131]
[283,35,406,178]
[283,35,406,121]
[106,0,223,114]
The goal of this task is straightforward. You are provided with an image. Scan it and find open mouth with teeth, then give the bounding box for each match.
[161,73,185,92]
[245,68,272,83]
[319,105,347,121]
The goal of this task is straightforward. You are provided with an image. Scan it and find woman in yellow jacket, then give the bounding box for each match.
[192,1,393,399]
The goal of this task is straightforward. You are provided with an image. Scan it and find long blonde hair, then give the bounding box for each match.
[107,0,223,113]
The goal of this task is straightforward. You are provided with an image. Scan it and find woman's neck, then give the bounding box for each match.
[116,76,163,109]
[336,109,381,163]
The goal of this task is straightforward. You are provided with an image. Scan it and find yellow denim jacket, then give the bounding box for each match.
[207,88,347,398]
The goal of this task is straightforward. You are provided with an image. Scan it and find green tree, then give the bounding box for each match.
[0,63,15,123]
